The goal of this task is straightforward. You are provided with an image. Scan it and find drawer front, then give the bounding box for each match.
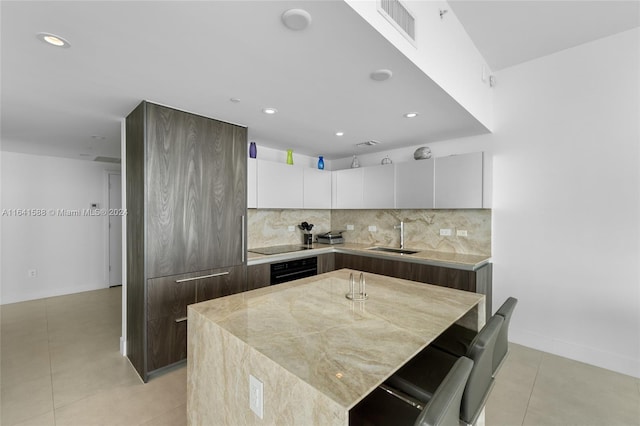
[247,263,270,290]
[147,271,213,320]
[196,265,246,302]
[147,315,188,371]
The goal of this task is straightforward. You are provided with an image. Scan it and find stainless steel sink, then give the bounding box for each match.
[367,247,419,255]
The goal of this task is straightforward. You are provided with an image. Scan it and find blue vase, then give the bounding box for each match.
[318,156,324,170]
[249,142,257,158]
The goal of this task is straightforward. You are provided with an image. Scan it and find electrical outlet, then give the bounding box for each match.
[440,229,452,236]
[249,375,264,419]
[28,269,37,278]
[368,225,377,232]
[456,230,468,237]
[288,225,295,232]
[346,224,354,231]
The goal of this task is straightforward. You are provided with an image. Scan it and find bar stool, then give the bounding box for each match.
[432,297,518,377]
[385,315,504,425]
[349,356,474,426]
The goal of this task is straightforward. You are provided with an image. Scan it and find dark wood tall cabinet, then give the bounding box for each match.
[126,101,247,381]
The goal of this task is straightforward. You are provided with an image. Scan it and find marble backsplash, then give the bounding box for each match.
[331,209,491,256]
[248,209,491,256]
[247,209,332,249]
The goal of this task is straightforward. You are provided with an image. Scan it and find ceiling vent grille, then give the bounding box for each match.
[378,0,416,45]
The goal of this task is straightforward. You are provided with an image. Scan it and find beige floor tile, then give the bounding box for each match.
[140,403,187,426]
[1,345,51,387]
[0,299,47,325]
[486,344,542,426]
[12,410,55,426]
[48,329,121,373]
[523,353,640,426]
[0,374,53,426]
[54,367,185,426]
[51,351,141,408]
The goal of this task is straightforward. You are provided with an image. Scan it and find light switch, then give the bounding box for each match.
[368,225,377,232]
[440,229,452,236]
[346,224,354,231]
[456,230,468,237]
[288,226,295,232]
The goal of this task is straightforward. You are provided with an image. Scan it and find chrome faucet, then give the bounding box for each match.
[394,221,405,249]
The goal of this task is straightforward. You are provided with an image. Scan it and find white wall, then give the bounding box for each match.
[331,28,639,378]
[490,29,639,377]
[1,152,121,304]
[345,0,494,130]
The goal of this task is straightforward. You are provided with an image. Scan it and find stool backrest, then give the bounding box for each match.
[461,315,504,424]
[493,297,518,374]
[415,356,474,426]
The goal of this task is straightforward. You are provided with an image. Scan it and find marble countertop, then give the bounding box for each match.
[247,242,491,271]
[189,269,485,410]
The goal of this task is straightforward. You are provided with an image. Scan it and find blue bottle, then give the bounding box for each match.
[249,142,257,158]
[318,155,324,170]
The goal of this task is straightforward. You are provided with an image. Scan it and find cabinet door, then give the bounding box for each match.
[146,104,246,277]
[247,263,270,290]
[303,168,332,209]
[197,265,246,302]
[335,253,394,276]
[434,152,483,209]
[147,273,199,321]
[257,160,304,208]
[247,158,257,209]
[363,165,395,208]
[147,315,188,372]
[333,168,363,209]
[317,253,335,274]
[396,160,434,209]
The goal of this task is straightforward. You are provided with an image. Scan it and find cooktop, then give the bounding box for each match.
[249,244,313,255]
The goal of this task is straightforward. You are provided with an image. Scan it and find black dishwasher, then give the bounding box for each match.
[270,257,318,285]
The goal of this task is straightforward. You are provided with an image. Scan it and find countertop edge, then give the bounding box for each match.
[247,245,491,271]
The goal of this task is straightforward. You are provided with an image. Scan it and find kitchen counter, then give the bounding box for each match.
[187,269,485,425]
[247,242,491,271]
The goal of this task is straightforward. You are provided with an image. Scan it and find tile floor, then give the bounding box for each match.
[1,287,639,425]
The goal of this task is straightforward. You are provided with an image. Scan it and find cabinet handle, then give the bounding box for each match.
[175,317,188,323]
[175,271,229,283]
[241,215,246,263]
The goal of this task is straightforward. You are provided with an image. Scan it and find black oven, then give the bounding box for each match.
[270,257,318,285]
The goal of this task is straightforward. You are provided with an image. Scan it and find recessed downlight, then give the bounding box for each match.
[282,9,312,31]
[262,107,278,115]
[403,112,419,118]
[335,131,344,136]
[36,32,71,48]
[370,69,393,81]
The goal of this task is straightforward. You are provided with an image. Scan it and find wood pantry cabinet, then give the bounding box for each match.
[126,101,247,381]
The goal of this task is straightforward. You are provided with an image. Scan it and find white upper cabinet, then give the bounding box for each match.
[363,165,395,208]
[247,158,257,208]
[395,159,434,209]
[333,168,363,209]
[434,152,483,209]
[256,160,303,209]
[303,168,332,209]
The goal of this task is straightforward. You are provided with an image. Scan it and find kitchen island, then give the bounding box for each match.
[187,269,485,426]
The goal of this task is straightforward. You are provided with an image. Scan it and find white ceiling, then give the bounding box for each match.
[1,1,638,162]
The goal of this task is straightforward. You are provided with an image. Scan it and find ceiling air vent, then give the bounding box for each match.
[93,156,121,164]
[378,0,416,45]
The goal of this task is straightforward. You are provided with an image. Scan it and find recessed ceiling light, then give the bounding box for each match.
[370,69,393,81]
[335,132,344,136]
[262,107,278,115]
[403,112,419,118]
[36,32,71,48]
[281,9,312,31]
